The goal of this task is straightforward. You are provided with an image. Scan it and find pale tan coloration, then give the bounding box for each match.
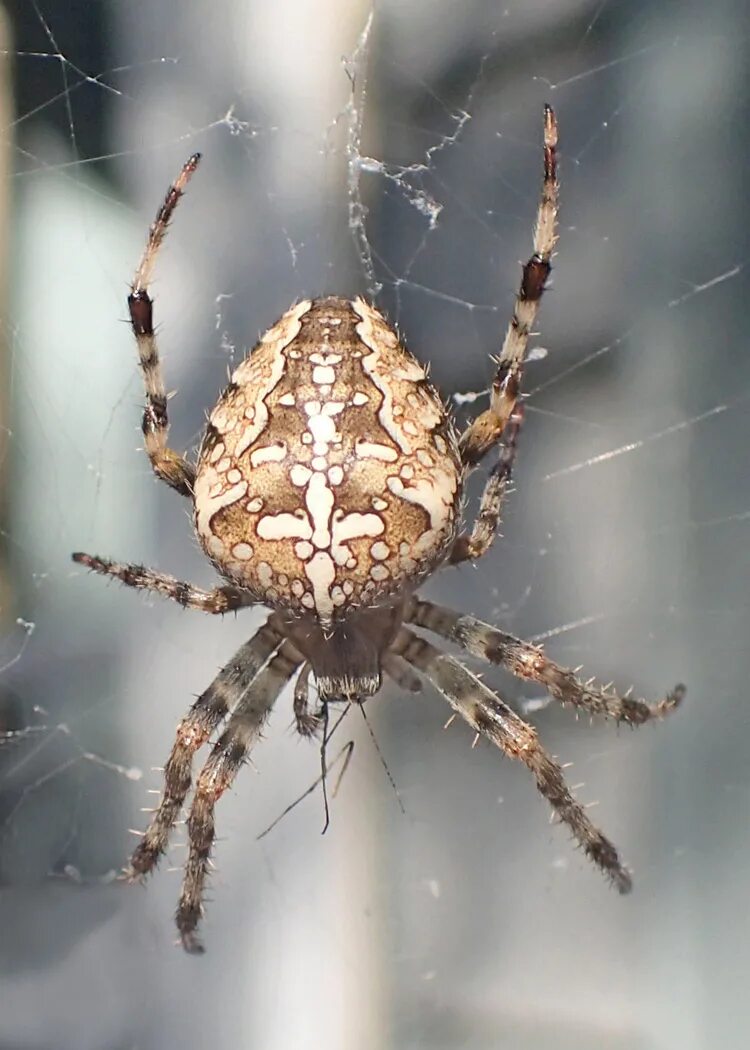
[193,296,461,624]
[72,108,685,953]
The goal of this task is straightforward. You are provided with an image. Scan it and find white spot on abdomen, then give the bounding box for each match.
[312,365,336,385]
[257,513,312,541]
[355,440,398,462]
[250,442,287,467]
[304,551,337,620]
[306,472,335,548]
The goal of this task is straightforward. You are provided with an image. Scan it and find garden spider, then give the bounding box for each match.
[73,106,684,953]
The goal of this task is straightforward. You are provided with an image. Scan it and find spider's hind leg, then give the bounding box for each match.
[449,406,523,566]
[129,153,201,497]
[457,105,558,473]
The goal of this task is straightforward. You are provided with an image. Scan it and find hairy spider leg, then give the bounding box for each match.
[408,598,686,726]
[393,627,632,893]
[177,639,302,953]
[452,106,558,565]
[128,617,285,879]
[72,552,253,614]
[128,153,202,496]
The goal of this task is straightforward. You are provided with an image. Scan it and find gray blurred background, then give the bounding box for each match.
[1,1,748,1048]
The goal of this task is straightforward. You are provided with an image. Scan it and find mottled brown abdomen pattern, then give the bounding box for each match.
[193,297,461,623]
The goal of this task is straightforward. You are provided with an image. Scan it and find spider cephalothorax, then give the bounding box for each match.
[73,107,684,953]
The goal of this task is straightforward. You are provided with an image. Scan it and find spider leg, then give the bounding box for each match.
[393,627,632,893]
[128,154,201,496]
[293,662,324,737]
[458,105,557,470]
[382,651,423,693]
[408,598,686,726]
[177,638,302,953]
[449,406,523,565]
[127,616,284,879]
[72,552,252,614]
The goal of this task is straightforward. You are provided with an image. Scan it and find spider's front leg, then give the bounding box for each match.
[409,598,686,726]
[394,628,632,894]
[451,105,558,566]
[127,617,284,879]
[177,639,302,953]
[129,154,202,497]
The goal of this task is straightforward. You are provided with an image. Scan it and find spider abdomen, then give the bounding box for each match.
[193,296,462,623]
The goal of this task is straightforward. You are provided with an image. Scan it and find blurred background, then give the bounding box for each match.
[1,1,748,1047]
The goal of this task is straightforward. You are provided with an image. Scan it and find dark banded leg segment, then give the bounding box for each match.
[450,406,524,565]
[459,106,558,470]
[177,639,302,953]
[382,651,423,693]
[72,552,251,614]
[129,154,201,496]
[393,628,632,894]
[127,617,283,879]
[408,598,686,726]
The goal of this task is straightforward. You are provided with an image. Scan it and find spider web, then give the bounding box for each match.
[1,2,749,1048]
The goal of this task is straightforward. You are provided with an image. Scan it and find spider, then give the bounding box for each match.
[73,106,684,953]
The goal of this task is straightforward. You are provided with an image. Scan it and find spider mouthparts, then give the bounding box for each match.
[316,671,381,704]
[305,622,383,702]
